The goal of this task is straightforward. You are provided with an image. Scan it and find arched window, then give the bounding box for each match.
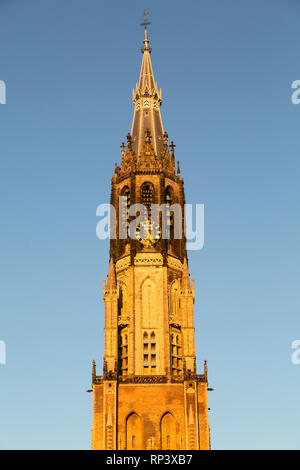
[119,327,129,375]
[118,283,128,317]
[170,326,182,375]
[161,413,176,450]
[126,413,142,450]
[141,182,154,220]
[166,186,172,205]
[165,186,174,239]
[120,186,130,237]
[143,331,156,374]
[143,332,149,373]
[118,283,129,376]
[150,332,156,373]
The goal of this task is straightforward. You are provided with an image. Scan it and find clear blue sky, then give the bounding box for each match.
[0,0,299,450]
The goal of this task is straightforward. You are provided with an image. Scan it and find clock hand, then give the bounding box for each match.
[146,228,153,242]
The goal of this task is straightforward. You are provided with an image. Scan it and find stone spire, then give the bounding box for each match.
[131,18,164,157]
[107,258,116,290]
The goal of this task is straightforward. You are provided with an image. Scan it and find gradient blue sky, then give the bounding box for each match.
[0,0,299,450]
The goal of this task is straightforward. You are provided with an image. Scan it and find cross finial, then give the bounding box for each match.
[140,11,151,53]
[127,133,132,149]
[120,141,125,157]
[170,141,176,159]
[140,10,151,30]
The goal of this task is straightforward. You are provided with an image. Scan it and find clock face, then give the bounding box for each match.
[135,220,161,247]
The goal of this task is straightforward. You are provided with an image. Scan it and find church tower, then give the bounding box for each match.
[91,19,210,451]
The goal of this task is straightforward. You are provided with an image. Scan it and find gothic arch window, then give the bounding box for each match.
[119,327,129,375]
[161,412,176,450]
[143,332,149,372]
[143,332,148,349]
[150,332,157,373]
[126,413,142,450]
[120,186,130,237]
[118,283,128,317]
[169,279,182,376]
[165,186,174,239]
[141,182,154,220]
[170,326,182,375]
[118,283,129,375]
[143,331,157,374]
[166,186,172,205]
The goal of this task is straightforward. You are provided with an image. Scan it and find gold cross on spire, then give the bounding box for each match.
[140,10,151,30]
[140,11,151,53]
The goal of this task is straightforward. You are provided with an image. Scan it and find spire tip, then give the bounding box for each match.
[140,11,151,53]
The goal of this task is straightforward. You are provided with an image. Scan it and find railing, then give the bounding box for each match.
[119,375,168,384]
[92,373,207,385]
